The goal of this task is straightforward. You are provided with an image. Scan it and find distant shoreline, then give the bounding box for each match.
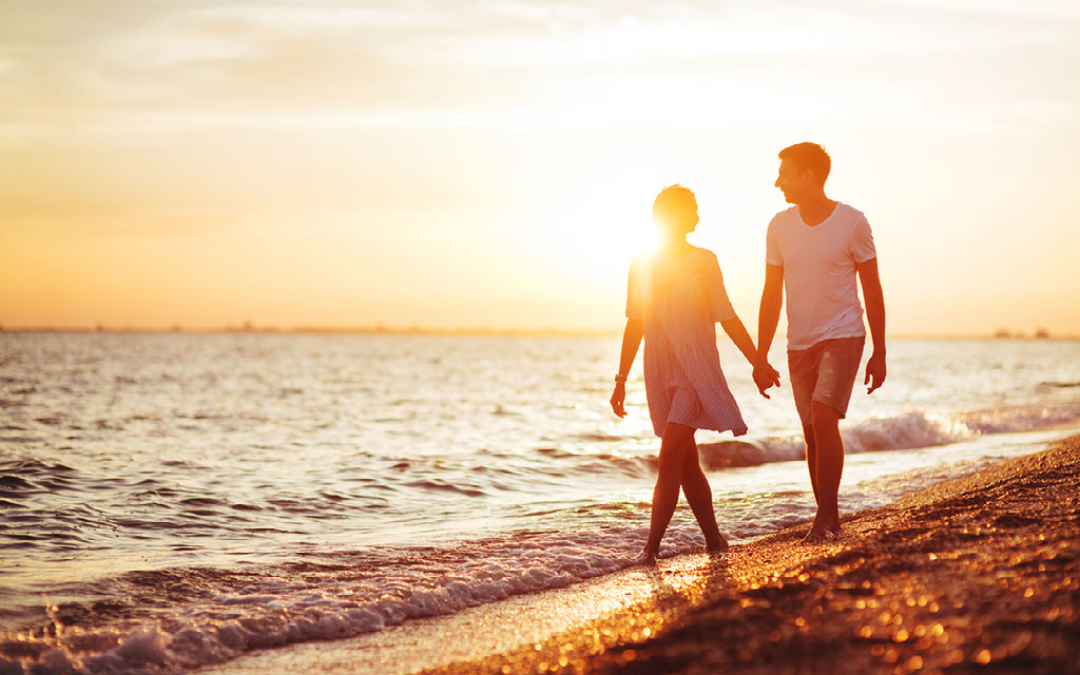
[0,326,620,338]
[1,327,1078,340]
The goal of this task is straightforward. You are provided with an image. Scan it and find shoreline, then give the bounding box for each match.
[203,435,1080,675]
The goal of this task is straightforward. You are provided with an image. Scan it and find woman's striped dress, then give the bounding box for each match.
[626,247,748,438]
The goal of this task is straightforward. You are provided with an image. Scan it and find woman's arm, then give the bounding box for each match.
[610,318,644,418]
[721,316,780,398]
[720,316,757,366]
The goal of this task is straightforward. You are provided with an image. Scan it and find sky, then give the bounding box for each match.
[2,0,1079,335]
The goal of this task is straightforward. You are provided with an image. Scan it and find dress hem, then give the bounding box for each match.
[653,425,749,438]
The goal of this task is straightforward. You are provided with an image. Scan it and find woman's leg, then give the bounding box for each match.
[641,422,696,562]
[680,440,727,551]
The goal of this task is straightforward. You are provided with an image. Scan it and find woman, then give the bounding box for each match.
[610,185,778,564]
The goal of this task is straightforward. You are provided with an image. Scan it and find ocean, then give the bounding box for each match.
[2,332,1079,673]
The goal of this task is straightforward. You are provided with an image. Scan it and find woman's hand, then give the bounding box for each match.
[610,382,627,418]
[612,319,643,419]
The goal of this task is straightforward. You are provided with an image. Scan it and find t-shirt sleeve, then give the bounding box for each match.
[705,254,737,322]
[625,260,642,320]
[765,217,783,266]
[850,215,877,263]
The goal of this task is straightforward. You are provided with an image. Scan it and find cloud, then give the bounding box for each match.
[0,0,1077,142]
[869,0,1080,22]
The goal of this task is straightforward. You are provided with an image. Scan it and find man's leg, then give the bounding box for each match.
[679,439,727,551]
[790,346,823,537]
[641,422,696,562]
[805,401,844,540]
[802,422,819,501]
[797,337,862,542]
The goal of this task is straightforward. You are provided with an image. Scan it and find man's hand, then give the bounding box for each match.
[610,383,627,418]
[753,361,781,399]
[865,351,886,394]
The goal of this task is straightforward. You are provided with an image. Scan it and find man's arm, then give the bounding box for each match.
[610,318,644,418]
[754,263,784,396]
[857,257,886,393]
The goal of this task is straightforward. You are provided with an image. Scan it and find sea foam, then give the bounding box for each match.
[0,525,703,674]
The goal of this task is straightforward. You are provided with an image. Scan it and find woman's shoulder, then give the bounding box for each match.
[633,247,714,271]
[687,246,719,264]
[653,245,713,259]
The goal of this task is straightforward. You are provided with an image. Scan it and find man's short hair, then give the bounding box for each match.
[778,143,831,184]
[653,184,697,221]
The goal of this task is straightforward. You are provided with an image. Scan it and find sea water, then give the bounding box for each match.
[2,333,1079,673]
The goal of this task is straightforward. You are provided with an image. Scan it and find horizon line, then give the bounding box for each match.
[0,326,1076,340]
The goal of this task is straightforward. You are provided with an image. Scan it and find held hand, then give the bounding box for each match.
[865,352,887,394]
[752,361,781,399]
[610,383,627,418]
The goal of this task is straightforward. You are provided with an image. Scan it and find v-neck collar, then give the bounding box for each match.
[797,201,840,228]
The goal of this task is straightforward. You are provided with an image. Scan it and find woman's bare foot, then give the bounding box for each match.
[634,547,659,566]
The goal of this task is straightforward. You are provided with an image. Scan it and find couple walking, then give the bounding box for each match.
[610,142,887,563]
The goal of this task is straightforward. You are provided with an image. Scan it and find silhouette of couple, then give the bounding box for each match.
[610,143,887,563]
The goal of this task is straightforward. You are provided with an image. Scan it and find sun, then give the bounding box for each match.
[533,157,675,277]
[547,192,658,271]
[502,144,735,308]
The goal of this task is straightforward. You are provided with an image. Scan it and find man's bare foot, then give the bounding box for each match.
[705,537,729,554]
[802,523,842,544]
[802,528,833,543]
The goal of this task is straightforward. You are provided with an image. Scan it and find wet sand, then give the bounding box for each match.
[205,435,1080,675]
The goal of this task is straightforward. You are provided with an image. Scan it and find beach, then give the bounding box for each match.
[202,434,1080,675]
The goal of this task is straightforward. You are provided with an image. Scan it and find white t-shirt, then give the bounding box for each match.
[765,202,876,350]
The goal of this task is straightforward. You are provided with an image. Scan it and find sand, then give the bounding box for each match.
[203,435,1080,675]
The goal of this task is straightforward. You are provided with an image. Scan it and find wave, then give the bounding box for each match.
[0,525,705,675]
[497,403,1080,481]
[959,404,1080,434]
[693,403,1080,469]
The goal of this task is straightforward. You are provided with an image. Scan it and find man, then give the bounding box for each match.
[754,142,887,542]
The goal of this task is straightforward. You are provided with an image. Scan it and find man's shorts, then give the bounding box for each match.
[788,336,865,427]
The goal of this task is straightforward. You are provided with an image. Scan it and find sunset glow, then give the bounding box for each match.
[2,0,1079,334]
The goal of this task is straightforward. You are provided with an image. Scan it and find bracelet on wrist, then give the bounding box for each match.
[614,373,628,384]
